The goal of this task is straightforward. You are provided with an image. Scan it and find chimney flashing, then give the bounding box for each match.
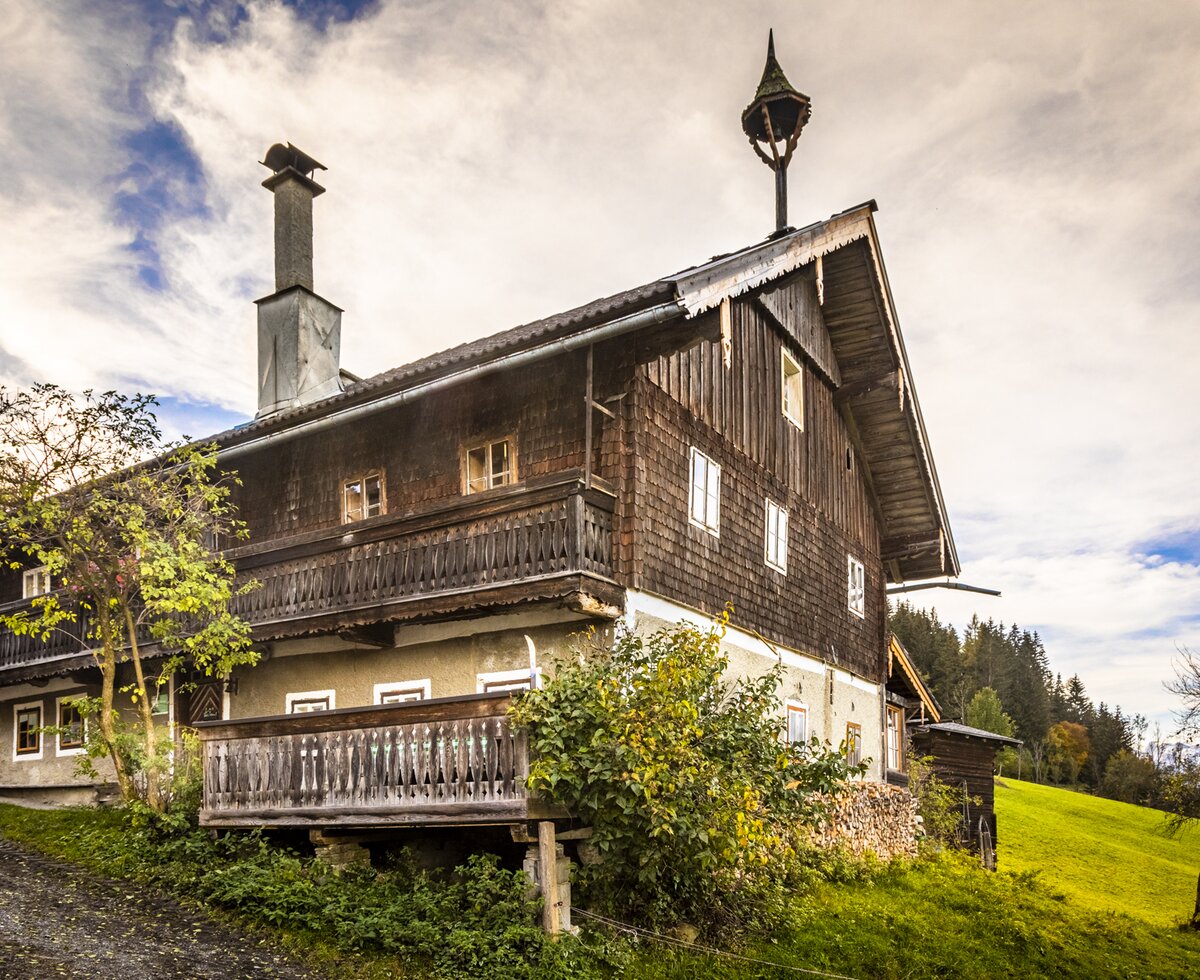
[253,282,344,312]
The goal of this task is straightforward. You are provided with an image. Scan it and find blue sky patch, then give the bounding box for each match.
[1136,528,1200,566]
[153,395,250,442]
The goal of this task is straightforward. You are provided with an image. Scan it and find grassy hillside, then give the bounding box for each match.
[996,777,1200,927]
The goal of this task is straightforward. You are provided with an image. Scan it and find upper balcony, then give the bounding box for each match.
[0,471,621,681]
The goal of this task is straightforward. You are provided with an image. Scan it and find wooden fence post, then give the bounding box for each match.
[538,820,562,936]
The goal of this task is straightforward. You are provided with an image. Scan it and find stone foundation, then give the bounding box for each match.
[810,781,919,861]
[310,830,372,871]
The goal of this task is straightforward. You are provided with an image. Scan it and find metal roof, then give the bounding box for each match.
[914,721,1022,747]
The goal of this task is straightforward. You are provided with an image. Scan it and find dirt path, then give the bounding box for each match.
[0,838,327,980]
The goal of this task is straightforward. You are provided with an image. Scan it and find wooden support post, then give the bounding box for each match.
[538,820,561,936]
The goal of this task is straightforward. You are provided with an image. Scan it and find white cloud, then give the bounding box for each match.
[1,0,1198,720]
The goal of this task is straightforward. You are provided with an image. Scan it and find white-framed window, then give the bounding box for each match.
[464,438,516,494]
[764,499,788,573]
[150,690,170,716]
[781,349,804,428]
[286,690,335,713]
[845,722,863,767]
[374,679,431,704]
[22,566,51,599]
[785,700,808,746]
[56,696,85,757]
[344,472,384,523]
[886,704,904,771]
[688,447,721,536]
[847,555,866,619]
[13,701,43,761]
[477,668,541,694]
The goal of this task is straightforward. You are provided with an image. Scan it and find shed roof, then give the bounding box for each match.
[913,721,1022,747]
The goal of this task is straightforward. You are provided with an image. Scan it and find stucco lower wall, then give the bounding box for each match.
[227,619,590,719]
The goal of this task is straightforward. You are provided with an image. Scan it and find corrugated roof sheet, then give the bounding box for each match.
[915,721,1022,746]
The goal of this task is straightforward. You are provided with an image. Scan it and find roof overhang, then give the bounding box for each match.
[887,634,941,722]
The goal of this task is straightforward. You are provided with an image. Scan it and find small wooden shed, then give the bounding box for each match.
[911,721,1021,863]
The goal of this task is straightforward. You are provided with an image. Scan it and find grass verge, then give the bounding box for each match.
[996,777,1200,926]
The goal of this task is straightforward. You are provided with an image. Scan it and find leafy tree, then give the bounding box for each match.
[1165,647,1200,927]
[965,686,1016,738]
[1047,721,1090,785]
[1101,749,1160,806]
[510,614,864,934]
[0,385,257,813]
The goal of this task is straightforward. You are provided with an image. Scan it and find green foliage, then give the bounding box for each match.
[6,802,1200,980]
[0,804,621,980]
[0,384,258,812]
[510,615,864,934]
[907,755,967,849]
[965,686,1016,738]
[1103,749,1162,806]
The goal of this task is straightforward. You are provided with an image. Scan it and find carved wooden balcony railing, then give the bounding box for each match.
[0,473,619,677]
[196,693,560,828]
[229,472,618,638]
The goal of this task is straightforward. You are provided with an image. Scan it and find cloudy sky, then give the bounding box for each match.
[2,0,1197,728]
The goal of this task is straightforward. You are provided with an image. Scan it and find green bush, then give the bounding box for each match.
[510,614,864,935]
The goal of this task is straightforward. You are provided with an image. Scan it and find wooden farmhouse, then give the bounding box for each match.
[0,44,962,847]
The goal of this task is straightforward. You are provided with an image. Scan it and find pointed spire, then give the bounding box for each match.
[751,29,806,105]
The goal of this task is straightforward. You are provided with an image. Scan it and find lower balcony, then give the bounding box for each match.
[196,693,562,828]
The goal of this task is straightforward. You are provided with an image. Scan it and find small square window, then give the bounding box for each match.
[845,722,863,767]
[477,668,540,694]
[58,699,85,754]
[465,439,515,494]
[786,702,808,745]
[375,680,431,704]
[847,555,866,619]
[782,349,804,428]
[286,691,335,713]
[22,567,51,599]
[151,690,170,716]
[14,702,42,759]
[344,472,384,523]
[688,447,721,536]
[764,499,788,573]
[886,704,904,771]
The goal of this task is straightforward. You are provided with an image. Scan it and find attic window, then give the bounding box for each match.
[465,438,515,494]
[22,566,51,599]
[781,349,803,428]
[344,472,384,522]
[847,555,866,619]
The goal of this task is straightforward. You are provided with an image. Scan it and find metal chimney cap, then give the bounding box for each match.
[261,143,327,178]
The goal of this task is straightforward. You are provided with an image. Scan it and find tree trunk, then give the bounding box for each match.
[94,608,136,803]
[124,604,162,812]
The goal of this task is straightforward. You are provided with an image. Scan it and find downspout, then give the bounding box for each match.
[218,299,685,463]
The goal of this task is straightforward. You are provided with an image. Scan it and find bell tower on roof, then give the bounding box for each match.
[742,30,812,236]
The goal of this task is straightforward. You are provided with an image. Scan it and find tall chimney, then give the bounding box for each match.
[255,143,344,418]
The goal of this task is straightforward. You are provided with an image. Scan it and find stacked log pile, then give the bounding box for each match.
[809,781,919,861]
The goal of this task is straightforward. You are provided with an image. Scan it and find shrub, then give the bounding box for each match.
[510,614,864,935]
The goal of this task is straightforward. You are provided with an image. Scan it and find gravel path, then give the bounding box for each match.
[0,838,327,980]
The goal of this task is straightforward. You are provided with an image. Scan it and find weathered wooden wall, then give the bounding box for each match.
[627,283,885,680]
[913,730,1000,849]
[232,357,590,544]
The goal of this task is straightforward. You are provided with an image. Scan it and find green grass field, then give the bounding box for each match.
[996,777,1200,927]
